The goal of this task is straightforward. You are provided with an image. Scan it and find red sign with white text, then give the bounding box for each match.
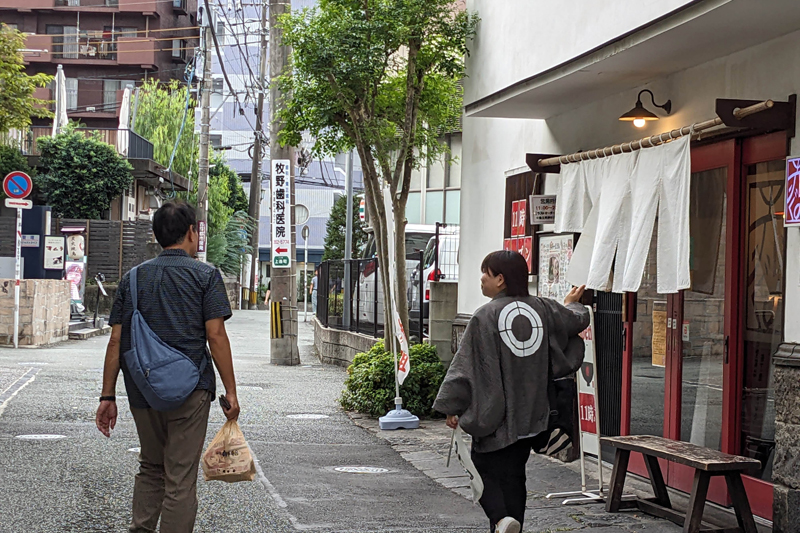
[579,393,598,434]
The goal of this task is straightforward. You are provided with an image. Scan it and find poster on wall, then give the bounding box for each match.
[516,199,527,237]
[511,201,520,236]
[651,307,667,367]
[518,236,533,272]
[43,236,65,270]
[538,233,574,303]
[65,260,86,301]
[530,195,557,224]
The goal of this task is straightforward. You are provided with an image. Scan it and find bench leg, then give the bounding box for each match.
[606,448,630,513]
[644,454,671,508]
[683,470,711,533]
[724,472,758,533]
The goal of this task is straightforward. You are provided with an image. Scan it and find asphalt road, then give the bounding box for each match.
[0,311,486,532]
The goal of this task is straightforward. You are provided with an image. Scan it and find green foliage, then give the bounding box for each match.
[36,126,133,219]
[322,194,367,261]
[132,79,197,181]
[0,145,33,199]
[206,210,257,276]
[279,0,478,333]
[340,341,445,417]
[0,25,53,133]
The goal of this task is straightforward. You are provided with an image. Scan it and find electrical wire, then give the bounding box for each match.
[213,0,260,92]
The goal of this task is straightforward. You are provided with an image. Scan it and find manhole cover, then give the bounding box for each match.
[128,447,140,453]
[287,414,329,420]
[333,466,390,474]
[15,434,66,440]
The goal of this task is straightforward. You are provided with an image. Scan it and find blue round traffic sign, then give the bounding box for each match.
[3,172,33,199]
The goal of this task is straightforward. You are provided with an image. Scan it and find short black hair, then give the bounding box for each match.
[153,202,196,248]
[481,250,530,297]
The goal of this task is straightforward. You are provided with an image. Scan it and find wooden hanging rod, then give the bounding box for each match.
[537,100,774,168]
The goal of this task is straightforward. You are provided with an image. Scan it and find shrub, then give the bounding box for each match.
[340,341,445,417]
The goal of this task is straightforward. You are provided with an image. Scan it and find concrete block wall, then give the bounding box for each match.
[0,279,71,346]
[313,317,379,368]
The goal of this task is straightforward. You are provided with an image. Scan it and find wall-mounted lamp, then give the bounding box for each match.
[619,89,672,128]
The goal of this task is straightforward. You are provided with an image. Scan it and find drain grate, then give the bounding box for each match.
[333,466,390,474]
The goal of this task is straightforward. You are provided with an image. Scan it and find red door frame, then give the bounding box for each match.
[619,133,787,520]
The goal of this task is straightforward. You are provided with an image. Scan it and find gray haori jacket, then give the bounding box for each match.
[433,295,590,453]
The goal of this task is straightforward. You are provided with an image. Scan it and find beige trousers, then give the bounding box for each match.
[129,390,212,533]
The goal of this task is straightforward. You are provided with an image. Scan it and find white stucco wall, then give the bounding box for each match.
[458,118,557,313]
[464,0,695,104]
[459,26,800,340]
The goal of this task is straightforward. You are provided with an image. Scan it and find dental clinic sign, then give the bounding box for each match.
[785,156,800,225]
[272,159,292,268]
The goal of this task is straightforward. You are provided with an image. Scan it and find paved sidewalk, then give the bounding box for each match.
[349,414,682,533]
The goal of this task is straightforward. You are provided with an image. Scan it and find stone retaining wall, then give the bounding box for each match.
[0,279,71,346]
[313,317,378,367]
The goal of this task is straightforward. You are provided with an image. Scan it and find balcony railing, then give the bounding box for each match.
[17,0,157,10]
[21,127,154,160]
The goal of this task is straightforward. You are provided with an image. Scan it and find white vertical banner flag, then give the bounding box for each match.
[383,187,410,385]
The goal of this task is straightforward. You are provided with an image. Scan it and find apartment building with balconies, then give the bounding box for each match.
[0,0,199,128]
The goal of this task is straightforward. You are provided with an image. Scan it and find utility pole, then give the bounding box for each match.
[269,0,298,365]
[247,0,269,309]
[196,24,213,263]
[342,149,354,328]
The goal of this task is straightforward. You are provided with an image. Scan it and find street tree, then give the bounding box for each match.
[133,79,198,181]
[36,127,133,219]
[279,0,477,332]
[0,25,52,134]
[322,194,367,261]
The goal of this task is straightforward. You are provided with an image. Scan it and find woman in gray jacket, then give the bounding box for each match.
[433,250,588,533]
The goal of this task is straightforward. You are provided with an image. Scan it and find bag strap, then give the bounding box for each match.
[130,266,139,311]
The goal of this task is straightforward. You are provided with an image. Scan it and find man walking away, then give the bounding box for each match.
[96,202,239,533]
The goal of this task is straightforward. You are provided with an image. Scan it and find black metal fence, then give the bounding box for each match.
[317,254,425,341]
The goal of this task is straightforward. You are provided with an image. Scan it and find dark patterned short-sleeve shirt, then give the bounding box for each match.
[109,249,232,409]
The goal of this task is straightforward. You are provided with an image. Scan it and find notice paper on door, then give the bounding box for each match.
[651,309,667,367]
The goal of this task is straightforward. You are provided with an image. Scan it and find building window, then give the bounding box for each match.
[103,80,120,109]
[216,20,226,45]
[172,39,188,60]
[47,25,78,59]
[210,134,223,148]
[5,23,18,31]
[65,78,78,110]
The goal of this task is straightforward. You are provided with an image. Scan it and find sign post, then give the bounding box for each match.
[3,171,34,349]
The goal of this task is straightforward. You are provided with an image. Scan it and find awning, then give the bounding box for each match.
[465,0,800,119]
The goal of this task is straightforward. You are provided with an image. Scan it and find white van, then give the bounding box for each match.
[357,224,437,328]
[408,227,460,334]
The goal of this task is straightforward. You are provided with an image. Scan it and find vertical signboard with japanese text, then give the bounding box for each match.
[577,306,600,456]
[272,159,292,268]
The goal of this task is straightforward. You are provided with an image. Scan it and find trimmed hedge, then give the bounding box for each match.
[340,341,445,417]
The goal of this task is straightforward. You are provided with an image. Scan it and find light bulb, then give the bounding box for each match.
[633,118,646,128]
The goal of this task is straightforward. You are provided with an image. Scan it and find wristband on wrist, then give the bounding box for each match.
[99,395,116,402]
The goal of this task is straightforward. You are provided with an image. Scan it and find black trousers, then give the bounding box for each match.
[470,437,535,532]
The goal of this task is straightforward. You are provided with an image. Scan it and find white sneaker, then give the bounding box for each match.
[495,517,521,533]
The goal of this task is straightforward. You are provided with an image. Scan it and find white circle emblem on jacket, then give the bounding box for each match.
[498,301,544,357]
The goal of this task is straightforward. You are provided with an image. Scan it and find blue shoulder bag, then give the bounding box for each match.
[122,265,207,411]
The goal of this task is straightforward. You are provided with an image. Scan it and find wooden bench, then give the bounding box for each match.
[602,435,761,533]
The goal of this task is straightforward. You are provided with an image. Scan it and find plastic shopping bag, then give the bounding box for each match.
[201,420,256,483]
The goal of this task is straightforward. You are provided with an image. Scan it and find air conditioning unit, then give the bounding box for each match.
[86,106,96,112]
